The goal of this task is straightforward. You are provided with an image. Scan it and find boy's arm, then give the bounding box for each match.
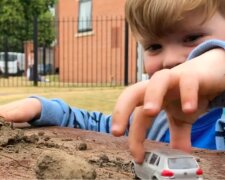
[0,96,113,134]
[29,96,113,133]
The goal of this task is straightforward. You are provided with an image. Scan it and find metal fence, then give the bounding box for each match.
[0,17,138,87]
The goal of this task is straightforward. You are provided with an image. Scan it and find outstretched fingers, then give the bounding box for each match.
[179,73,199,114]
[112,81,149,136]
[144,70,177,116]
[168,115,192,152]
[128,106,154,163]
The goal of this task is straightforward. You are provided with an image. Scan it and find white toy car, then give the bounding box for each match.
[131,148,203,180]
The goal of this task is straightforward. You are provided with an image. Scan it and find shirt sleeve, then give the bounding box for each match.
[187,39,225,108]
[187,39,225,60]
[28,96,112,134]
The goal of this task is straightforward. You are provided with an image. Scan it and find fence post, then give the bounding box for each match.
[3,36,8,78]
[33,15,38,86]
[43,44,46,76]
[124,20,129,86]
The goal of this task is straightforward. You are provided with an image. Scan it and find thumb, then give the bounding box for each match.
[168,115,192,152]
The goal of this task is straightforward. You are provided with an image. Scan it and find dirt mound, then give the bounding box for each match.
[0,120,25,146]
[0,119,133,179]
[35,150,96,179]
[0,119,97,179]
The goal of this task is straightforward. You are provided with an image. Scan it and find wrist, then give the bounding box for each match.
[27,98,42,120]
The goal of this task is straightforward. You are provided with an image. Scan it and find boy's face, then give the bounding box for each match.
[144,12,225,76]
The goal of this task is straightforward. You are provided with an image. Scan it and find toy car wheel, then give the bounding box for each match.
[152,176,158,180]
[131,163,139,179]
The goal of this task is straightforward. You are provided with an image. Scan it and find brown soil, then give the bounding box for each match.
[0,119,225,180]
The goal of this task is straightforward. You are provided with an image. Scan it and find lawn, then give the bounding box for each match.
[0,87,124,114]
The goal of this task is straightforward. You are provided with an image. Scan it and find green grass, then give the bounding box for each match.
[0,87,124,114]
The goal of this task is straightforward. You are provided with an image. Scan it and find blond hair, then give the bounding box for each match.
[125,0,225,45]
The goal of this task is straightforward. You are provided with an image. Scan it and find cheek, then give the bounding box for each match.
[144,56,162,76]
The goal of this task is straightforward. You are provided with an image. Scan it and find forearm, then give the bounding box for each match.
[28,96,113,133]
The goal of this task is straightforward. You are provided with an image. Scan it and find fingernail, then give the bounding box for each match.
[184,102,192,108]
[111,125,117,131]
[183,102,193,111]
[111,125,120,134]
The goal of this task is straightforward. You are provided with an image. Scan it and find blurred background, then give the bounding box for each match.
[0,0,148,113]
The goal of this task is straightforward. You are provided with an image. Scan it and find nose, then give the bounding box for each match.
[162,46,186,69]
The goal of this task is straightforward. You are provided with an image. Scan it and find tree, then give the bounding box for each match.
[20,0,56,18]
[39,11,56,47]
[0,0,24,33]
[20,0,56,47]
[0,0,25,51]
[0,0,56,52]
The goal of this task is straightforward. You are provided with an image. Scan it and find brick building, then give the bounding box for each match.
[55,0,137,85]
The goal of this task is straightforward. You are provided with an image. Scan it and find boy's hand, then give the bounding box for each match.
[0,98,41,123]
[112,48,225,163]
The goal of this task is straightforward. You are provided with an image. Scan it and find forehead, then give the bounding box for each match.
[140,12,206,44]
[166,13,212,36]
[140,15,204,45]
[178,11,225,35]
[178,11,206,29]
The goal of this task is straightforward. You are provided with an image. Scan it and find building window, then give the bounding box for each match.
[78,0,92,33]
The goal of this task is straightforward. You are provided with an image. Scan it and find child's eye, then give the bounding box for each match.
[183,34,203,44]
[145,44,162,52]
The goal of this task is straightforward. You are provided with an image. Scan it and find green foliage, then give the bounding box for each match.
[0,0,24,35]
[0,0,56,52]
[20,0,55,20]
[39,11,56,47]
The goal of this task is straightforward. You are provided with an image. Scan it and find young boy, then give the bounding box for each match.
[112,0,225,163]
[1,0,225,164]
